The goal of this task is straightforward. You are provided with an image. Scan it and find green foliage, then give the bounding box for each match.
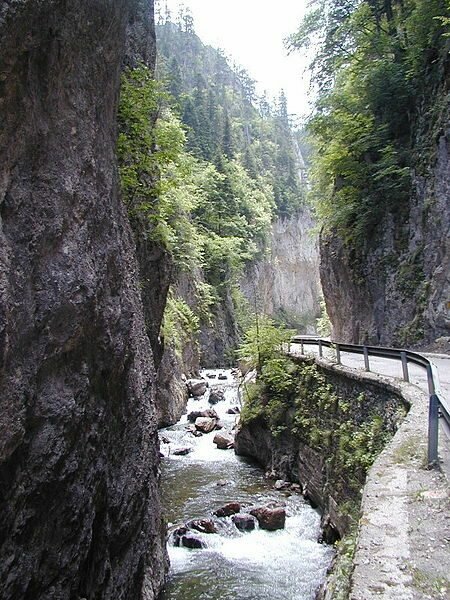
[117,63,275,326]
[236,316,295,371]
[240,356,397,500]
[326,528,358,600]
[162,292,200,357]
[156,16,306,218]
[316,297,332,336]
[240,380,265,424]
[289,0,450,251]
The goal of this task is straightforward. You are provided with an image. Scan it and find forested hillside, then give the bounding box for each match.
[290,0,450,348]
[119,5,310,377]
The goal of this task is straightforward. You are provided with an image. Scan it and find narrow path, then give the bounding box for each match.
[290,343,450,599]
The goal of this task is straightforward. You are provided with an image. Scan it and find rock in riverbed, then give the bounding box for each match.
[187,519,217,534]
[195,417,217,433]
[172,447,192,456]
[209,388,225,404]
[188,408,218,422]
[186,378,208,397]
[172,526,206,549]
[213,432,234,449]
[232,513,256,531]
[214,502,241,517]
[250,506,286,530]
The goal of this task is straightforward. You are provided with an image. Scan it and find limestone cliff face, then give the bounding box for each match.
[320,88,450,349]
[199,286,240,367]
[240,209,321,331]
[0,1,167,598]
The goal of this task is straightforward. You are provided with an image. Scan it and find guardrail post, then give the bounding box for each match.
[428,394,439,466]
[400,351,409,382]
[335,343,341,365]
[426,363,435,396]
[318,339,323,358]
[363,346,370,371]
[300,340,304,355]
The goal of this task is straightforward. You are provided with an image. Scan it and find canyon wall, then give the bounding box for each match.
[235,357,405,537]
[241,209,321,332]
[320,68,450,350]
[0,1,167,598]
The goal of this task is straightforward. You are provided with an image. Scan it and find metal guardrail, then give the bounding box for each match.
[291,336,450,467]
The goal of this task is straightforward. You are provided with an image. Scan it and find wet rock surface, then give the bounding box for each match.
[232,513,256,531]
[209,388,225,404]
[213,431,234,449]
[0,1,167,598]
[187,408,219,422]
[250,507,286,531]
[214,502,241,517]
[187,378,208,397]
[195,417,217,433]
[172,527,206,550]
[172,447,192,456]
[187,519,218,534]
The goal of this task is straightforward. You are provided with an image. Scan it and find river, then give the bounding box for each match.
[159,369,334,600]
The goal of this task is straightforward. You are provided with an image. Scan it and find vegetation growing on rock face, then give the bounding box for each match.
[118,6,308,355]
[238,323,400,498]
[288,0,450,252]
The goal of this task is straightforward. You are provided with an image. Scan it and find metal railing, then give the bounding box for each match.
[291,336,450,467]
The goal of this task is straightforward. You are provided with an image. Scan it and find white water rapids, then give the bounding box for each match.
[159,369,334,600]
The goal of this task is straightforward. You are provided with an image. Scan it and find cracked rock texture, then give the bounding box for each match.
[0,1,167,598]
[240,209,321,332]
[320,93,450,349]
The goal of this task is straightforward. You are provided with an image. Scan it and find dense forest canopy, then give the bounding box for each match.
[288,0,450,250]
[117,5,309,352]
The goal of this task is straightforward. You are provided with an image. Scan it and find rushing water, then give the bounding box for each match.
[159,369,334,600]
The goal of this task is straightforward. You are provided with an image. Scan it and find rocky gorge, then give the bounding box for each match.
[0,1,167,598]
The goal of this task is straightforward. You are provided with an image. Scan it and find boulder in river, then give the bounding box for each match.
[227,406,240,415]
[195,417,216,433]
[214,502,241,517]
[172,447,192,456]
[186,378,208,397]
[232,513,256,531]
[187,519,217,534]
[186,424,203,437]
[206,372,217,379]
[172,526,206,549]
[208,388,225,405]
[213,432,234,449]
[274,479,290,490]
[216,480,230,486]
[250,506,286,530]
[218,372,227,380]
[188,408,218,423]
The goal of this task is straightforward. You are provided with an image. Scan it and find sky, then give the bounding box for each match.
[159,0,313,121]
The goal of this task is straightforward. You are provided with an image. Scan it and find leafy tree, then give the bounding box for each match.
[237,316,295,372]
[289,0,449,249]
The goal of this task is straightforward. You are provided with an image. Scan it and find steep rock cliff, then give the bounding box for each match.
[241,209,321,331]
[320,69,450,349]
[0,1,167,598]
[198,286,240,367]
[235,357,405,536]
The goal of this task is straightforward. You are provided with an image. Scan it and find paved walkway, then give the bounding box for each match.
[290,344,450,600]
